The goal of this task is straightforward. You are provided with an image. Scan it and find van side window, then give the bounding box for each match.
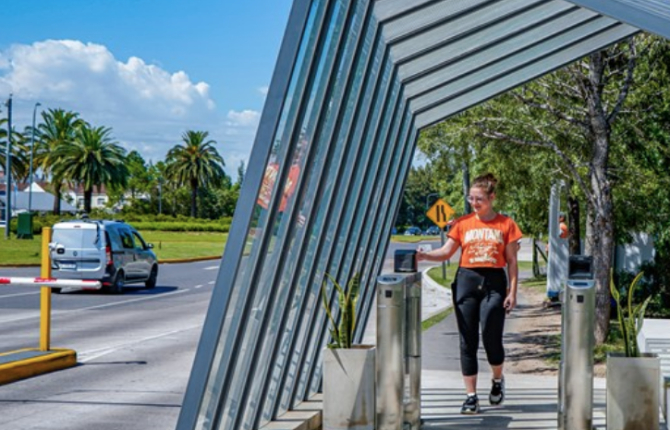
[107,230,122,251]
[120,230,134,249]
[132,232,146,250]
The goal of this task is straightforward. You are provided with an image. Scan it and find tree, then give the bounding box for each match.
[126,150,151,200]
[166,130,226,218]
[34,109,85,214]
[397,165,441,229]
[422,37,666,344]
[0,118,28,181]
[52,124,128,213]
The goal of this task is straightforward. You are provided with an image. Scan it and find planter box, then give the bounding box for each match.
[606,352,660,430]
[323,345,375,430]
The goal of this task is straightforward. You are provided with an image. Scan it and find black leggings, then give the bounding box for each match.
[452,267,508,376]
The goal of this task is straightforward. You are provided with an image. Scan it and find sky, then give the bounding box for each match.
[0,0,294,176]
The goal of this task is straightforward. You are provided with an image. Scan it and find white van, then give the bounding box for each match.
[49,219,158,293]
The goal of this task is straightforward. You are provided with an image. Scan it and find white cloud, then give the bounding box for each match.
[0,40,258,170]
[0,40,267,176]
[258,86,269,96]
[227,109,260,127]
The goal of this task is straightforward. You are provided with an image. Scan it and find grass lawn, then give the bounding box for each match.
[390,234,433,243]
[0,234,43,265]
[139,231,227,261]
[422,307,454,331]
[0,230,228,266]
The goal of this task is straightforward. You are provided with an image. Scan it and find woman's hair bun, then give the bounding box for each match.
[472,173,498,194]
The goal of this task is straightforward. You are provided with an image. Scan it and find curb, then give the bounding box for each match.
[159,255,221,264]
[0,348,77,386]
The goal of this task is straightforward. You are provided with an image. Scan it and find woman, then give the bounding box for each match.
[416,173,522,414]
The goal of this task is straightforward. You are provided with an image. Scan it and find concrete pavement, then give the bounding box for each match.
[363,238,668,429]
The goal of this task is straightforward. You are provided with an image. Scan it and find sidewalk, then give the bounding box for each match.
[364,239,667,429]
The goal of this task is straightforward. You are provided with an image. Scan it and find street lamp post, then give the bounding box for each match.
[28,102,41,214]
[4,95,13,239]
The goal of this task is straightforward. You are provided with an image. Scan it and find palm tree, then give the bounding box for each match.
[34,109,85,214]
[166,130,225,217]
[52,125,129,213]
[0,118,28,182]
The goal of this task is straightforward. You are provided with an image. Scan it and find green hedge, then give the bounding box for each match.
[129,222,230,232]
[7,213,232,235]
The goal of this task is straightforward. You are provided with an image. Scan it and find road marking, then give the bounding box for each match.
[204,266,219,271]
[78,324,202,363]
[208,281,215,285]
[0,289,191,324]
[71,289,190,313]
[0,291,40,299]
[195,285,203,289]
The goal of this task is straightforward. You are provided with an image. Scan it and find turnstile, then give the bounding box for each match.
[376,272,422,430]
[558,255,595,430]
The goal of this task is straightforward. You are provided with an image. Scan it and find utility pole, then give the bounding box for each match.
[29,102,42,213]
[4,95,12,239]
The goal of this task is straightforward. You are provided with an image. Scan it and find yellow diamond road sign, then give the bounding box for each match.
[427,198,455,228]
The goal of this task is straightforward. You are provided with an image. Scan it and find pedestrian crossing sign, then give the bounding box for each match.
[426,198,455,228]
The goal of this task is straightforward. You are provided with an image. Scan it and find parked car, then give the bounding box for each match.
[404,226,423,236]
[49,219,158,294]
[425,226,441,236]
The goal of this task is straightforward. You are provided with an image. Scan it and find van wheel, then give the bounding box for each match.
[51,288,62,294]
[145,266,158,289]
[110,271,125,294]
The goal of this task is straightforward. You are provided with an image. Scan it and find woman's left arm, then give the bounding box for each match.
[504,242,519,312]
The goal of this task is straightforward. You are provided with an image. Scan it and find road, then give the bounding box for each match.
[0,237,534,430]
[0,259,218,430]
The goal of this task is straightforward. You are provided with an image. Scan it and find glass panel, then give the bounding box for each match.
[305,53,395,397]
[356,100,411,340]
[292,33,388,404]
[194,1,327,428]
[309,58,397,394]
[353,91,405,340]
[277,9,378,411]
[217,1,350,428]
[260,0,370,422]
[235,0,366,427]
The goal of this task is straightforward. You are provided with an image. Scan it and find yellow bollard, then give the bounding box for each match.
[40,227,52,351]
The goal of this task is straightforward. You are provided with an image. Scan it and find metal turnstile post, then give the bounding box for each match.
[404,275,421,429]
[558,256,595,430]
[377,272,422,430]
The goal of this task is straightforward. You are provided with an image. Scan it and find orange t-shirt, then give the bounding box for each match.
[448,213,523,268]
[559,222,569,239]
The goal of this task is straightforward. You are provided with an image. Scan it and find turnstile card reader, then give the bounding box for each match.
[394,250,417,273]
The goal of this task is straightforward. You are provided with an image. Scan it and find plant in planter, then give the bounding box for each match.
[606,271,660,430]
[321,272,375,430]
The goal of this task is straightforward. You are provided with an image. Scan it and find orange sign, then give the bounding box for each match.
[426,198,455,228]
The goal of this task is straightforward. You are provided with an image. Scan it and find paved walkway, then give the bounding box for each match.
[364,237,667,429]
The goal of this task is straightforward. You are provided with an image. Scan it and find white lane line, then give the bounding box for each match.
[70,289,190,313]
[0,289,190,324]
[0,291,40,299]
[204,266,219,271]
[195,285,203,289]
[78,324,202,363]
[208,281,215,285]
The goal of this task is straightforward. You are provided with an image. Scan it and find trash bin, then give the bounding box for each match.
[17,212,34,239]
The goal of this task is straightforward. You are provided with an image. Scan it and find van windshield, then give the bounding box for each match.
[52,228,99,248]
